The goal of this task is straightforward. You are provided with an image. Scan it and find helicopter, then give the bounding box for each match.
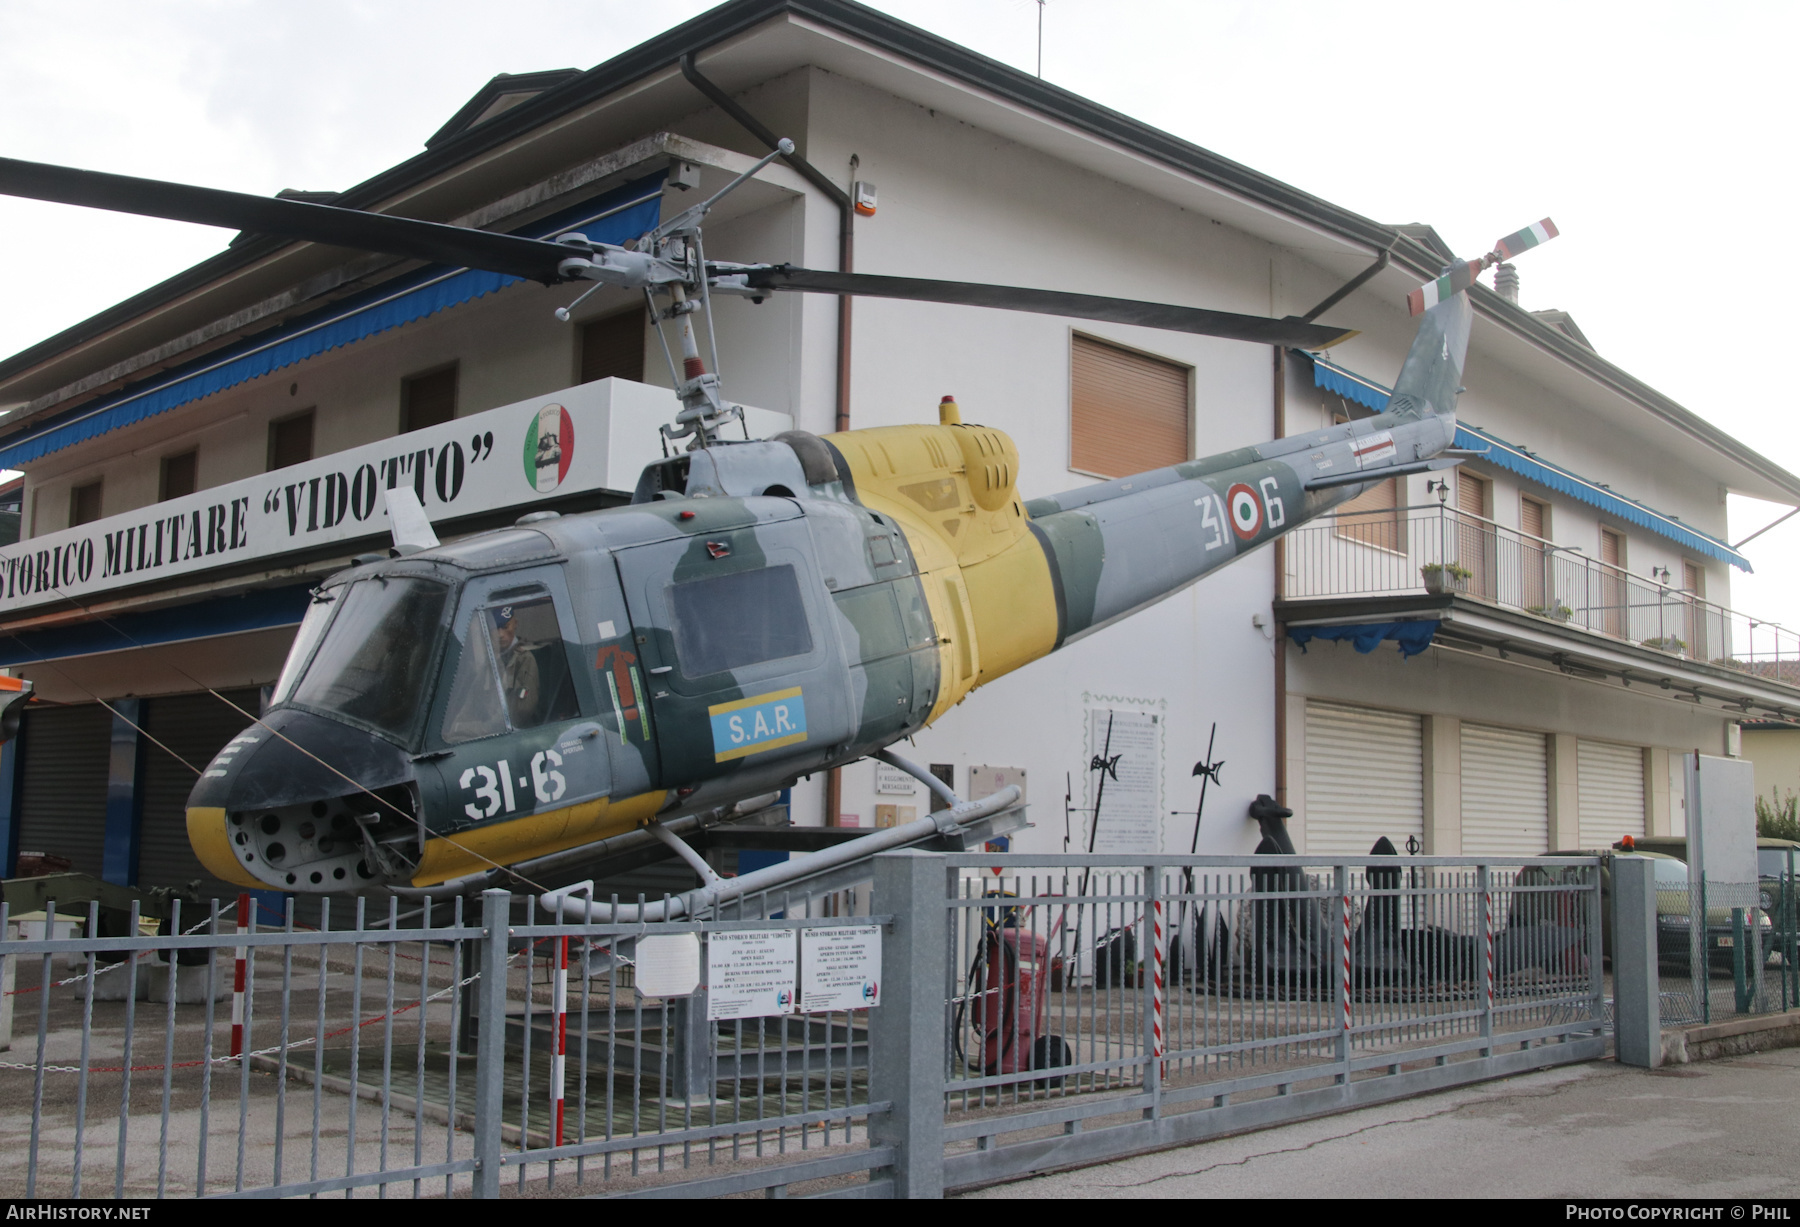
[0,146,1557,915]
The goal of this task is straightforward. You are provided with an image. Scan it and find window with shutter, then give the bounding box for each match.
[159,450,198,501]
[268,410,315,471]
[1335,477,1401,551]
[1070,335,1189,478]
[1455,472,1493,598]
[580,310,645,384]
[402,366,458,434]
[1520,497,1549,609]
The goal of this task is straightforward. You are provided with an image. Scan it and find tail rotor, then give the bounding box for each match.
[1406,218,1559,316]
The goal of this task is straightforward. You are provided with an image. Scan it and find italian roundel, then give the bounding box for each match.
[524,404,575,493]
[1226,483,1262,539]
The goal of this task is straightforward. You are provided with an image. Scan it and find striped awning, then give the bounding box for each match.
[1302,351,1751,571]
[0,172,666,471]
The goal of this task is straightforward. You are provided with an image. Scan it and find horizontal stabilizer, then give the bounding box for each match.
[1304,455,1464,490]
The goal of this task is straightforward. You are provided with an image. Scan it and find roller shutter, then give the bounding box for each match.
[1303,701,1423,856]
[1461,724,1549,855]
[136,690,262,898]
[16,704,113,876]
[1577,739,1645,847]
[1070,335,1189,478]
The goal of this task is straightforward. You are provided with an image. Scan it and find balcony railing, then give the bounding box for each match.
[1285,504,1800,685]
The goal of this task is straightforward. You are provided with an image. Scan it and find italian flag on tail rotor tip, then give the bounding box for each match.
[1406,217,1558,316]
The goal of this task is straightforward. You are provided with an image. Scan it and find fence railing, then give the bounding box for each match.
[901,853,1605,1191]
[0,850,1610,1199]
[1285,504,1800,681]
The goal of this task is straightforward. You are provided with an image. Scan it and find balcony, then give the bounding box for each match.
[1279,504,1800,713]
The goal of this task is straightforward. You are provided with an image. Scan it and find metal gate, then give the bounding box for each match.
[0,851,1605,1198]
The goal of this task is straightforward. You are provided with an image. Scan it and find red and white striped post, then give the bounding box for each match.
[1483,885,1496,1016]
[231,893,250,1058]
[1150,898,1166,1076]
[1340,889,1354,1037]
[551,935,568,1146]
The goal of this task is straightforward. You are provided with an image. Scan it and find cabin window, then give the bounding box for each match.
[1069,335,1190,478]
[668,565,813,678]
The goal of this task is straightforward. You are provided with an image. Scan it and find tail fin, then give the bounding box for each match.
[1385,293,1471,421]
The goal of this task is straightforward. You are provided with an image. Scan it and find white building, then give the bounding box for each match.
[0,0,1793,897]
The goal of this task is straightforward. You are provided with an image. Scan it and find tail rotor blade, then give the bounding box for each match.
[1493,217,1559,262]
[1406,217,1560,315]
[1407,260,1483,317]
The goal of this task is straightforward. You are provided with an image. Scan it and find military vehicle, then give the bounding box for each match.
[0,147,1558,915]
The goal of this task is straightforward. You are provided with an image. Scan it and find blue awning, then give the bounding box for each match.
[0,173,667,471]
[0,582,311,667]
[1288,620,1439,658]
[1301,351,1751,571]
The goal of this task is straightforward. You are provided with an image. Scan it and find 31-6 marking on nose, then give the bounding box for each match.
[1226,483,1262,539]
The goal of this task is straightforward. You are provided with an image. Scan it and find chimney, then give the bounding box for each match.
[1495,262,1520,305]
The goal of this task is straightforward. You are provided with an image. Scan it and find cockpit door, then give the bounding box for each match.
[612,509,850,789]
[419,566,608,850]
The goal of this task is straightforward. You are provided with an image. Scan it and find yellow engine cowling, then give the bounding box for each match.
[824,400,1060,724]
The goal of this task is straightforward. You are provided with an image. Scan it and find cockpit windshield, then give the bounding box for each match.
[287,576,449,742]
[270,585,344,706]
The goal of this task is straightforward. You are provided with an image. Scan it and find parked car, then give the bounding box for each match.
[1544,847,1773,973]
[1629,836,1797,916]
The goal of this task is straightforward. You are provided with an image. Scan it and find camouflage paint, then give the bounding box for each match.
[190,294,1472,894]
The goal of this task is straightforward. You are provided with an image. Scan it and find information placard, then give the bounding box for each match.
[799,926,882,1012]
[632,933,701,999]
[706,931,798,1020]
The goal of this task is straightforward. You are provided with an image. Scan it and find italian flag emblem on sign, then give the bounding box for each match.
[525,404,575,493]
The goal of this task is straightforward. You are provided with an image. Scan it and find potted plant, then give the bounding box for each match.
[1642,636,1686,654]
[1526,602,1574,622]
[1420,562,1472,595]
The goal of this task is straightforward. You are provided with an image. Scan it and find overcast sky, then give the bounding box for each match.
[2,0,1796,615]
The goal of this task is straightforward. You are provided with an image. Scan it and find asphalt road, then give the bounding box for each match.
[956,1048,1800,1200]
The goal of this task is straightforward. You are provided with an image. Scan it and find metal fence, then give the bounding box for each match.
[1660,845,1800,1026]
[0,851,1608,1199]
[0,887,886,1200]
[917,854,1605,1189]
[1285,504,1800,679]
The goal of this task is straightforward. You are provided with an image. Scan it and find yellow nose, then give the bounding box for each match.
[186,807,267,888]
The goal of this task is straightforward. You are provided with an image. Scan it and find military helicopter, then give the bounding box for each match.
[0,147,1557,916]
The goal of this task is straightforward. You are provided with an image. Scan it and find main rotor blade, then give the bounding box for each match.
[0,157,579,283]
[740,267,1358,349]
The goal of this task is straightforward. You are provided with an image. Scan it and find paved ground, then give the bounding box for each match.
[957,1049,1800,1200]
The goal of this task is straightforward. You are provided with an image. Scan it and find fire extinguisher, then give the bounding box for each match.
[957,894,1070,1081]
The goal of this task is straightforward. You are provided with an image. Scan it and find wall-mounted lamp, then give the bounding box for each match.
[1651,565,1672,584]
[1426,479,1449,504]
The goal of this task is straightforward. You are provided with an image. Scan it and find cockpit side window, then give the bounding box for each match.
[439,591,580,743]
[486,594,578,730]
[439,613,508,744]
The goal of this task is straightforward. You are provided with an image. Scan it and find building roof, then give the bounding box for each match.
[1,0,1795,505]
